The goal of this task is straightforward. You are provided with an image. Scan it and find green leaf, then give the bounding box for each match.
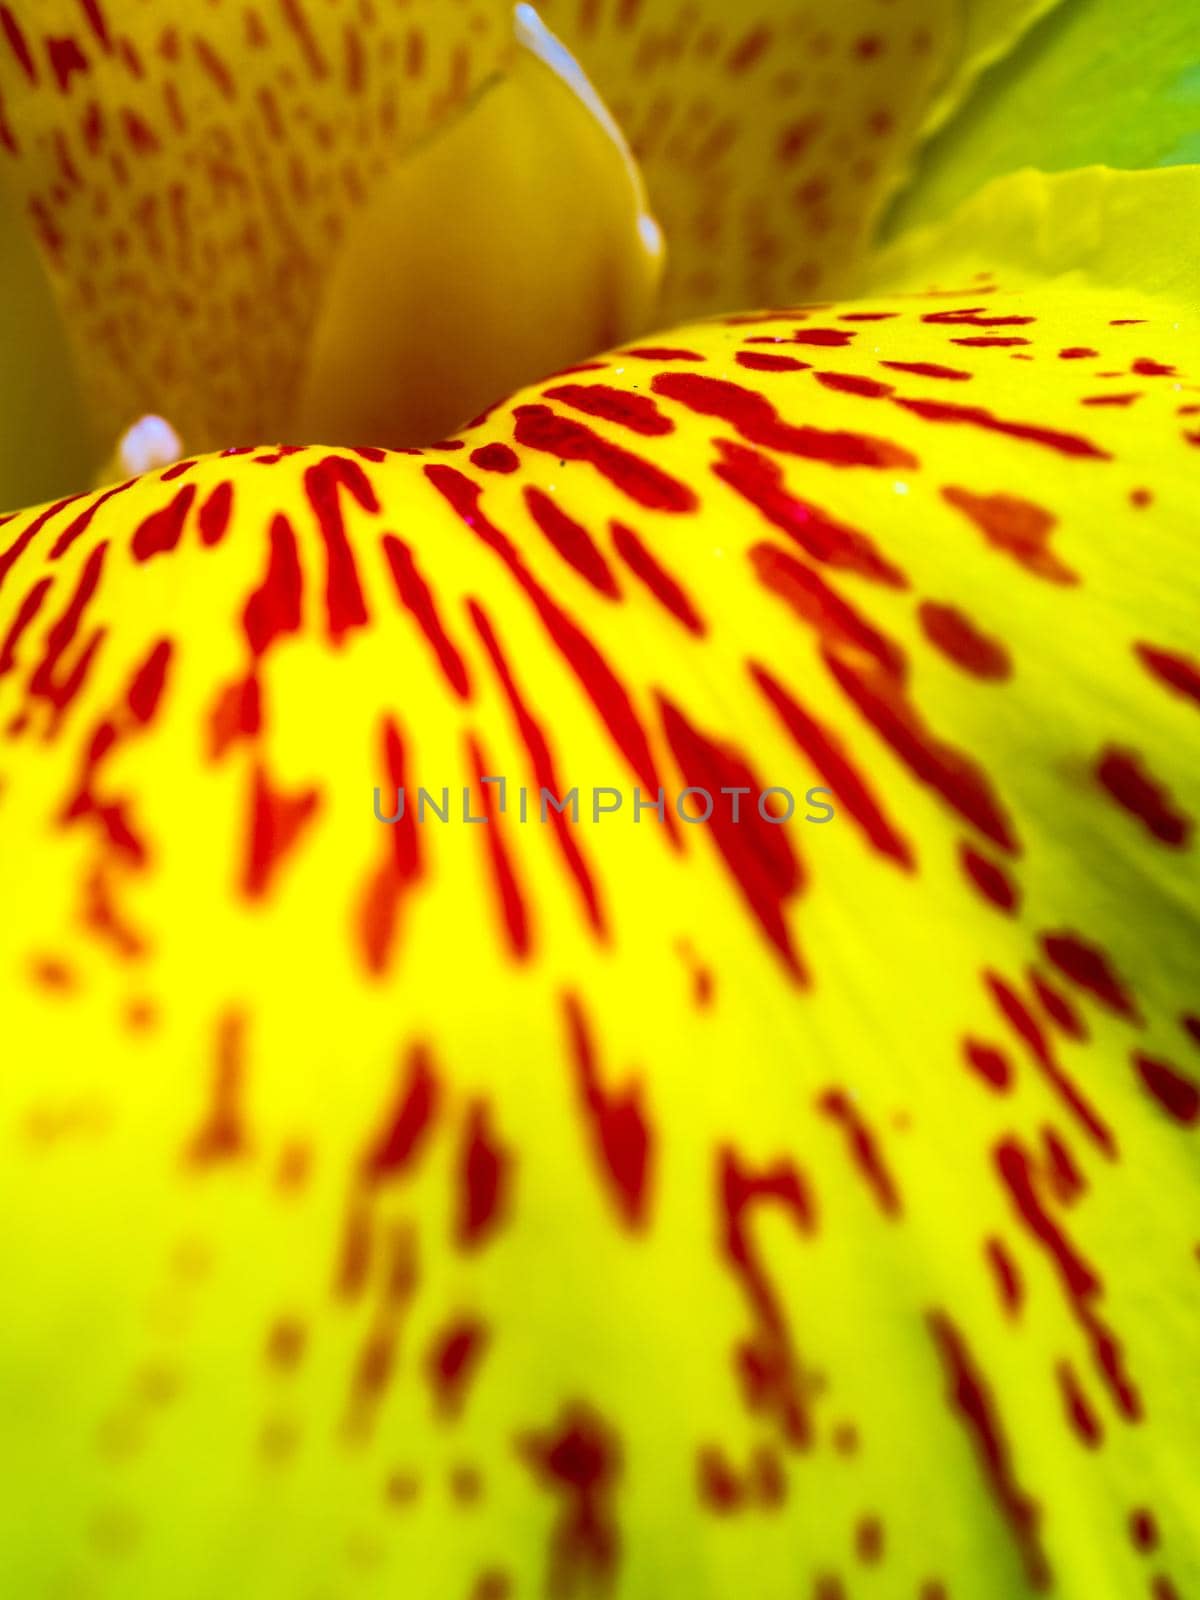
[886,0,1200,237]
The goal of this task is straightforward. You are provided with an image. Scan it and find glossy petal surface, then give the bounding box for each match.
[0,169,1198,1599]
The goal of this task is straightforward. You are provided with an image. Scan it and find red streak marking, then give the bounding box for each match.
[986,1236,1023,1313]
[1057,1361,1103,1447]
[525,488,619,596]
[726,23,770,72]
[720,1146,816,1447]
[919,601,1012,679]
[382,535,471,697]
[47,35,89,91]
[0,7,36,80]
[697,1446,743,1512]
[280,0,328,78]
[813,1579,847,1600]
[185,1012,250,1166]
[840,312,897,322]
[750,544,904,673]
[0,577,52,675]
[79,0,111,50]
[304,456,376,643]
[697,1444,785,1511]
[924,308,1036,328]
[426,1317,488,1420]
[127,639,171,724]
[960,844,1020,913]
[995,1137,1140,1419]
[986,973,1115,1155]
[564,993,653,1229]
[654,372,916,470]
[624,345,704,361]
[513,403,697,512]
[192,35,234,98]
[941,486,1076,584]
[611,520,704,634]
[470,1574,510,1600]
[27,540,108,729]
[241,762,320,899]
[361,1045,438,1183]
[1132,357,1174,377]
[131,485,196,561]
[752,663,913,869]
[963,1038,1012,1091]
[456,1100,513,1251]
[428,468,669,816]
[856,1516,884,1564]
[519,1405,622,1600]
[1132,1053,1199,1125]
[951,336,1031,348]
[82,863,146,959]
[243,513,302,656]
[1081,392,1140,407]
[716,442,907,584]
[677,938,715,1010]
[208,674,260,761]
[927,1310,1051,1590]
[1030,972,1086,1039]
[880,360,970,381]
[542,382,672,437]
[1135,643,1200,710]
[814,370,893,397]
[470,442,519,474]
[50,473,137,563]
[468,599,606,936]
[898,397,1109,458]
[817,1088,901,1215]
[197,480,234,546]
[121,106,158,152]
[736,351,810,373]
[1129,1508,1160,1553]
[825,652,1017,852]
[266,1317,306,1370]
[468,732,531,960]
[783,328,855,347]
[659,696,805,977]
[1058,347,1097,359]
[1041,931,1138,1021]
[360,716,422,972]
[1096,745,1191,848]
[343,22,366,93]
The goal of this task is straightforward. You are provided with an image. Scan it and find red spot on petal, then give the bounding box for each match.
[361,1044,439,1184]
[1132,1052,1199,1125]
[1096,745,1192,848]
[941,486,1076,585]
[919,601,1011,679]
[564,994,654,1229]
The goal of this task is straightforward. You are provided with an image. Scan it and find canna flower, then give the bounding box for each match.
[0,2,1197,1598]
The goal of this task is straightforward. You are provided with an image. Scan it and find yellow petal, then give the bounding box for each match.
[295,5,662,450]
[1,0,656,457]
[539,0,1063,319]
[1,167,1198,1599]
